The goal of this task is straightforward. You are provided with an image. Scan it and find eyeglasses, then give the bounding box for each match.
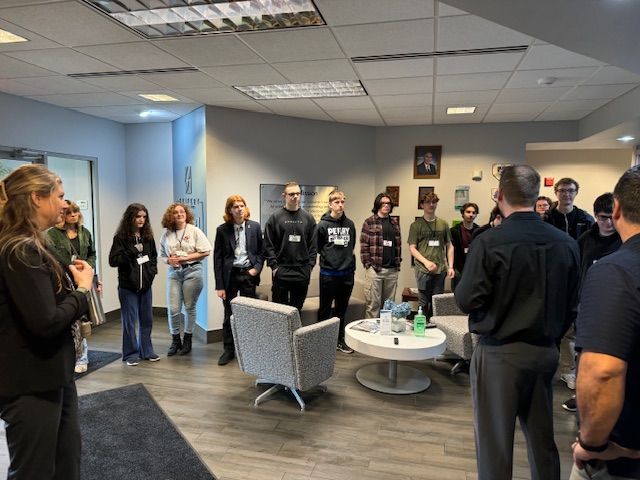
[596,214,613,222]
[286,192,301,197]
[556,188,577,194]
[424,200,439,205]
[380,201,391,205]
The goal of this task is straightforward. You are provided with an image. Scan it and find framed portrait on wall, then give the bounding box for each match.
[414,145,442,179]
[386,186,400,206]
[417,186,434,208]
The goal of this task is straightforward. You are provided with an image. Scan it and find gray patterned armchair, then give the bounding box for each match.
[230,296,340,411]
[431,293,479,375]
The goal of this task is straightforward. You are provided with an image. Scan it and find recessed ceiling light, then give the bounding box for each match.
[138,94,179,102]
[0,28,28,44]
[616,135,635,142]
[139,111,152,118]
[234,81,367,100]
[82,0,324,38]
[447,106,477,115]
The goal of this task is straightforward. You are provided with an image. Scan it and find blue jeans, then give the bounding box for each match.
[167,263,204,335]
[118,287,155,361]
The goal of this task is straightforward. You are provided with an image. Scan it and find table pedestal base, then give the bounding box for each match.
[355,361,431,394]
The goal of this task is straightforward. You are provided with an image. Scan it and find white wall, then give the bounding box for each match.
[124,122,174,308]
[526,148,632,211]
[0,92,127,312]
[374,121,580,293]
[204,106,376,330]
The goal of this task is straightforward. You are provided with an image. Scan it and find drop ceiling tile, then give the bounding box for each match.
[333,19,434,57]
[496,87,572,103]
[384,111,431,124]
[272,59,357,82]
[118,90,195,104]
[536,110,591,121]
[378,105,431,117]
[0,78,41,95]
[155,36,263,67]
[76,43,188,71]
[354,58,433,80]
[483,112,538,122]
[173,87,248,104]
[0,1,61,5]
[561,84,638,100]
[372,93,432,107]
[240,28,344,63]
[519,45,603,71]
[0,18,61,52]
[506,67,600,88]
[79,75,162,92]
[142,71,224,90]
[0,1,140,46]
[385,117,432,126]
[5,48,118,74]
[328,109,384,126]
[162,103,200,115]
[437,3,468,16]
[436,52,523,75]
[434,90,499,105]
[436,72,510,92]
[257,99,333,121]
[200,64,288,86]
[316,0,434,25]
[210,101,272,114]
[582,66,640,85]
[489,102,551,115]
[7,75,105,95]
[312,96,374,110]
[0,53,56,77]
[545,98,610,112]
[438,15,531,51]
[27,91,141,108]
[364,76,432,95]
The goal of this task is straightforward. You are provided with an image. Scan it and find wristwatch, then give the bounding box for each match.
[578,432,609,452]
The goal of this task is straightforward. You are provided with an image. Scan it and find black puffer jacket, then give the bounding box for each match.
[108,235,157,292]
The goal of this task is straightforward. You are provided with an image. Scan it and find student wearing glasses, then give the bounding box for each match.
[546,177,595,239]
[360,192,402,318]
[264,181,317,312]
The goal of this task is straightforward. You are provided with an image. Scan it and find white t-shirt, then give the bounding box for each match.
[160,224,212,261]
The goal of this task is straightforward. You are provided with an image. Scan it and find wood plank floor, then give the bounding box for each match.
[1,317,578,479]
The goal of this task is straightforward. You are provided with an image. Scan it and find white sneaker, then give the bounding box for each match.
[74,364,88,374]
[560,372,576,390]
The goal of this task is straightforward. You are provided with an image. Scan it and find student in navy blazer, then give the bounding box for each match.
[214,195,264,365]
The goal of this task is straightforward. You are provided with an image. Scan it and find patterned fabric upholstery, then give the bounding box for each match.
[230,296,339,391]
[431,293,479,360]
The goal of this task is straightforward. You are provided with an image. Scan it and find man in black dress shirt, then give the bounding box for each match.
[455,165,580,480]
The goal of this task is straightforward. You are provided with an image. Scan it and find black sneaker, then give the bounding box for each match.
[562,396,577,412]
[337,342,354,354]
[218,350,235,366]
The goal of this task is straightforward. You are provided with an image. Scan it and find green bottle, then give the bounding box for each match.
[414,306,426,337]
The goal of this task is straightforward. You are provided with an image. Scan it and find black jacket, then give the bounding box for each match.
[546,206,594,240]
[108,235,158,292]
[213,219,264,290]
[450,222,479,273]
[316,212,356,273]
[456,212,580,346]
[577,223,622,283]
[0,246,88,396]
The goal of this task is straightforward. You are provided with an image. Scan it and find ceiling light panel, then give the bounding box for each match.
[138,93,179,102]
[83,0,324,38]
[235,80,366,100]
[0,28,28,44]
[446,106,477,114]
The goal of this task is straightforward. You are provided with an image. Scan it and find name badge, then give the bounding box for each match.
[334,239,346,246]
[428,240,440,247]
[464,247,469,254]
[383,240,393,247]
[289,234,301,243]
[137,255,150,265]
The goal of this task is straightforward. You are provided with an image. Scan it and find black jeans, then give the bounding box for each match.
[318,273,354,343]
[0,381,80,480]
[272,278,309,313]
[222,269,258,352]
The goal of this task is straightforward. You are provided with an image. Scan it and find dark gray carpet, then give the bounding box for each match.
[79,383,216,480]
[74,350,121,380]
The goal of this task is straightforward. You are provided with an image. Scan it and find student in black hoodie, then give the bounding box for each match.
[264,182,317,312]
[317,190,356,353]
[109,203,159,366]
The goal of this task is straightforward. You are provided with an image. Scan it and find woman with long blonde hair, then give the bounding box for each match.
[0,164,93,480]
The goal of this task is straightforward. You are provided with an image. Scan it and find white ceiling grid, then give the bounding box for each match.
[0,0,636,126]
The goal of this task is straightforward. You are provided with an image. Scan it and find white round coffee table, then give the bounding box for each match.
[345,320,447,394]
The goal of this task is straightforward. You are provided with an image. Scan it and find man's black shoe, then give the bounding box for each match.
[562,395,577,412]
[218,350,235,366]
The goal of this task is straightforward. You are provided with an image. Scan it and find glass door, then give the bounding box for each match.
[0,148,44,180]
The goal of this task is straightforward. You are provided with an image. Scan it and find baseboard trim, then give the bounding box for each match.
[105,307,222,344]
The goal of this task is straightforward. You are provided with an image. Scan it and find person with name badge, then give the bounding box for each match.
[109,203,159,366]
[408,191,454,319]
[160,203,212,356]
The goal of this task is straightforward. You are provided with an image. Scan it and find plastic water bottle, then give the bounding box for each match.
[414,306,426,337]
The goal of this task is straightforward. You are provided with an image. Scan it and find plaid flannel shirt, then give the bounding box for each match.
[360,214,402,272]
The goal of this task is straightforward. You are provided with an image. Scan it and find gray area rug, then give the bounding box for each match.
[74,350,121,380]
[79,383,216,480]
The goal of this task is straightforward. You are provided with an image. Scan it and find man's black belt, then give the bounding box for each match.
[231,266,251,273]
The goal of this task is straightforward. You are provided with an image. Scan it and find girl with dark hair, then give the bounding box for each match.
[0,164,93,480]
[108,203,159,365]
